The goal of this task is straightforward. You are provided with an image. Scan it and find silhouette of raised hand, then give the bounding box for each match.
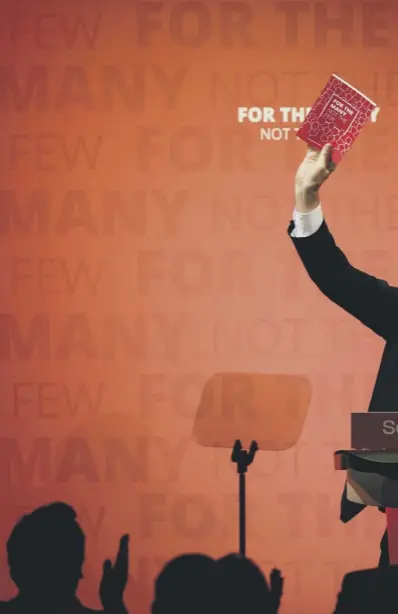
[99,534,129,614]
[269,568,284,612]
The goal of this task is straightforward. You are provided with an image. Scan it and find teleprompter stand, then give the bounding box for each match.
[231,439,259,556]
[192,373,312,556]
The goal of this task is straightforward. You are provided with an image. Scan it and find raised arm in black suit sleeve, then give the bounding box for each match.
[289,216,398,523]
[288,219,398,341]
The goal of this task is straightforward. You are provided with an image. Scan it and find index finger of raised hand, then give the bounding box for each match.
[114,534,129,577]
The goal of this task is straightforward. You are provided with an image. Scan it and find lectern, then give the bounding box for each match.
[335,412,398,564]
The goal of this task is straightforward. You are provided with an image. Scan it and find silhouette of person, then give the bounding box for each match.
[333,565,398,614]
[151,553,217,614]
[290,143,398,564]
[215,554,283,614]
[0,502,129,614]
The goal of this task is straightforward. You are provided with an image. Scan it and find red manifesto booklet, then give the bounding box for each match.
[296,74,378,164]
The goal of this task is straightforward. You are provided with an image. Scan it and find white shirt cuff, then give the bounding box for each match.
[290,204,324,238]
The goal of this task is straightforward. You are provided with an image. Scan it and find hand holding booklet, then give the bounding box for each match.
[296,74,378,164]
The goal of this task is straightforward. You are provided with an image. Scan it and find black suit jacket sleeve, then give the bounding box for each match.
[288,219,398,341]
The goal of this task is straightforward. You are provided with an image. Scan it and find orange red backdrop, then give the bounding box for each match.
[0,1,397,612]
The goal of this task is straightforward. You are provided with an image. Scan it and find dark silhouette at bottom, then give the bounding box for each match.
[4,499,398,614]
[0,502,128,614]
[151,554,217,614]
[333,565,398,614]
[215,554,283,614]
[151,552,283,614]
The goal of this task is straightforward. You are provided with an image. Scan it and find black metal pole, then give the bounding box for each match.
[232,440,257,557]
[239,470,246,556]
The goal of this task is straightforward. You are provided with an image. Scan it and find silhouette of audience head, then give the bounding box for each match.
[151,553,217,614]
[216,554,275,613]
[334,566,398,614]
[6,502,85,605]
